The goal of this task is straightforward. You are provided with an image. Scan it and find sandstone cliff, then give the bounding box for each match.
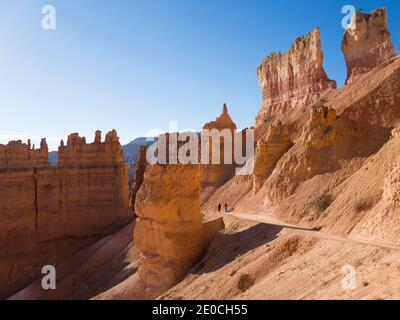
[205,10,400,221]
[256,28,336,126]
[58,130,124,166]
[203,103,237,131]
[0,130,131,298]
[253,121,292,193]
[0,139,48,168]
[200,104,238,203]
[342,8,396,85]
[263,106,384,208]
[129,145,148,214]
[134,164,204,296]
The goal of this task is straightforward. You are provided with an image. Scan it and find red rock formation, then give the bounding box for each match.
[133,162,224,298]
[203,103,237,131]
[0,130,131,298]
[331,56,400,129]
[263,106,383,208]
[253,121,292,192]
[134,164,204,295]
[342,8,396,85]
[129,145,149,214]
[383,160,400,207]
[300,106,339,149]
[200,104,238,203]
[58,130,123,166]
[0,139,48,168]
[256,28,336,126]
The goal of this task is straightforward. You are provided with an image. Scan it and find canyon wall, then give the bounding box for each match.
[0,138,48,168]
[129,145,149,214]
[256,28,336,126]
[0,130,132,298]
[342,8,396,85]
[253,121,292,193]
[134,164,204,295]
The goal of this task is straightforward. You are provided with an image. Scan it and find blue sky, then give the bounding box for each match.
[0,0,399,150]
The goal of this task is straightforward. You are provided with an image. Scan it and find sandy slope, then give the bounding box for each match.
[9,222,139,300]
[228,213,400,251]
[161,214,400,300]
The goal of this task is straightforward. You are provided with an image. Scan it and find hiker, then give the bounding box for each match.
[218,203,222,212]
[224,202,229,213]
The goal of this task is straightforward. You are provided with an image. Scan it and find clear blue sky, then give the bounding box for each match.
[0,0,399,150]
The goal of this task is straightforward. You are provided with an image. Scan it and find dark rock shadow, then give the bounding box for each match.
[191,223,283,275]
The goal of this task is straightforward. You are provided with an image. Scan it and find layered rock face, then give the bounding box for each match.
[253,121,292,192]
[256,28,336,126]
[37,130,130,242]
[58,130,124,166]
[203,103,237,131]
[129,145,148,214]
[200,104,238,203]
[0,140,50,258]
[342,8,396,85]
[0,130,131,298]
[134,164,204,294]
[300,106,340,149]
[264,106,374,206]
[383,160,400,207]
[0,139,48,168]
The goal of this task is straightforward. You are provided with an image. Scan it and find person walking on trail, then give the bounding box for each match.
[224,202,229,213]
[218,203,222,212]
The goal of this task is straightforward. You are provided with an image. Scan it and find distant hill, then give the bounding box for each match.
[122,137,155,164]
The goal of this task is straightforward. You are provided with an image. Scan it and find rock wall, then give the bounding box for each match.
[0,130,131,298]
[383,160,400,207]
[134,164,204,294]
[342,8,396,85]
[300,106,340,149]
[253,121,293,192]
[256,28,336,126]
[129,145,149,214]
[264,106,374,206]
[57,130,124,166]
[200,104,238,203]
[0,138,48,168]
[203,103,237,132]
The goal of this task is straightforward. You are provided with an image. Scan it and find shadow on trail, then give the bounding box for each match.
[191,222,283,274]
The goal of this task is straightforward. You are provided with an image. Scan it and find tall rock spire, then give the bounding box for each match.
[342,8,396,84]
[222,103,228,114]
[255,28,336,126]
[203,103,237,131]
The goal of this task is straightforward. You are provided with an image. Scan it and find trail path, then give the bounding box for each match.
[226,212,400,251]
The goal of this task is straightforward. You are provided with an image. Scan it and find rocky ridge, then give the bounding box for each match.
[256,28,336,126]
[0,130,132,298]
[342,8,396,84]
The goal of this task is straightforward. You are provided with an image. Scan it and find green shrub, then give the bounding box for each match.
[237,273,252,292]
[313,193,333,214]
[354,198,374,213]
